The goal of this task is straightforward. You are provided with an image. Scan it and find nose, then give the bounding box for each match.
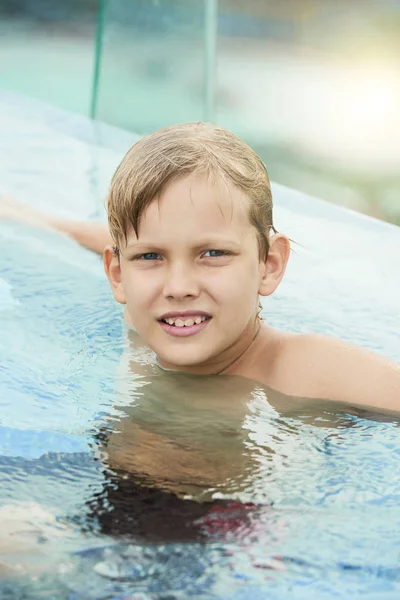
[162,261,200,300]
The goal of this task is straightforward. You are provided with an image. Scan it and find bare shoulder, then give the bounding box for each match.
[267,330,400,413]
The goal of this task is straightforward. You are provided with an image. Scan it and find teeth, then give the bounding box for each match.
[163,315,209,327]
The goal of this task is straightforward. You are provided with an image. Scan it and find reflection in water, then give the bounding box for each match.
[84,329,366,546]
[1,326,399,598]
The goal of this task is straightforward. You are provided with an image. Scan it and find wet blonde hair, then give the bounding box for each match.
[107,122,276,259]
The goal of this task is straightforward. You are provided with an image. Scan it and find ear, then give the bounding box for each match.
[258,234,290,297]
[103,245,127,305]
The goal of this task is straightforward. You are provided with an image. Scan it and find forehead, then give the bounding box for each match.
[128,173,254,244]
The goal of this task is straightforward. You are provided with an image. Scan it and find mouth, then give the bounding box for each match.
[157,312,212,338]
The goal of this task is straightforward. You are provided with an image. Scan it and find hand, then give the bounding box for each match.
[0,502,69,576]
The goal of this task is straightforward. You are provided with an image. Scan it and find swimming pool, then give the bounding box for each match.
[0,92,399,599]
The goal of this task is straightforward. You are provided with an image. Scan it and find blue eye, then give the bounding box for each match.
[203,249,225,257]
[138,252,162,260]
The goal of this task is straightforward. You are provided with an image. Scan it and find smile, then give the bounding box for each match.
[158,313,212,337]
[162,315,208,327]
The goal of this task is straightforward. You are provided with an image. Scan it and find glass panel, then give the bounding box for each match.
[215,0,400,224]
[94,0,209,134]
[0,1,98,115]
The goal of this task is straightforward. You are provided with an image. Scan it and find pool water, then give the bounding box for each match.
[0,92,400,599]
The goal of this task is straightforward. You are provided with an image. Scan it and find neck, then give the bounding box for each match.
[156,318,262,377]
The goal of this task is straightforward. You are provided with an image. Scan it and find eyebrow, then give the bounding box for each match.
[191,239,242,251]
[125,242,163,252]
[124,238,242,252]
[126,236,240,248]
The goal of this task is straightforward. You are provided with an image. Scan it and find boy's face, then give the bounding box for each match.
[105,173,285,374]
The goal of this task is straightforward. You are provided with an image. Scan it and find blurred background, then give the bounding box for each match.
[0,0,399,224]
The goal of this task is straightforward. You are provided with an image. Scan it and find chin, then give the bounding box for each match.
[156,346,216,371]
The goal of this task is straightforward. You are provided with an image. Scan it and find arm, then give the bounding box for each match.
[1,194,112,255]
[320,339,400,413]
[276,334,400,414]
[48,217,112,255]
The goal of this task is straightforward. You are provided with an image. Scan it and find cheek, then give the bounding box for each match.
[122,273,156,312]
[210,263,260,308]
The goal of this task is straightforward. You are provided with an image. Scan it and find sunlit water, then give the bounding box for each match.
[0,93,400,599]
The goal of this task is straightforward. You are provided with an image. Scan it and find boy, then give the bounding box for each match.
[4,122,397,413]
[1,121,399,578]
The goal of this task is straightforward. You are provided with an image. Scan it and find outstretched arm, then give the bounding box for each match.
[1,194,112,255]
[47,217,112,255]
